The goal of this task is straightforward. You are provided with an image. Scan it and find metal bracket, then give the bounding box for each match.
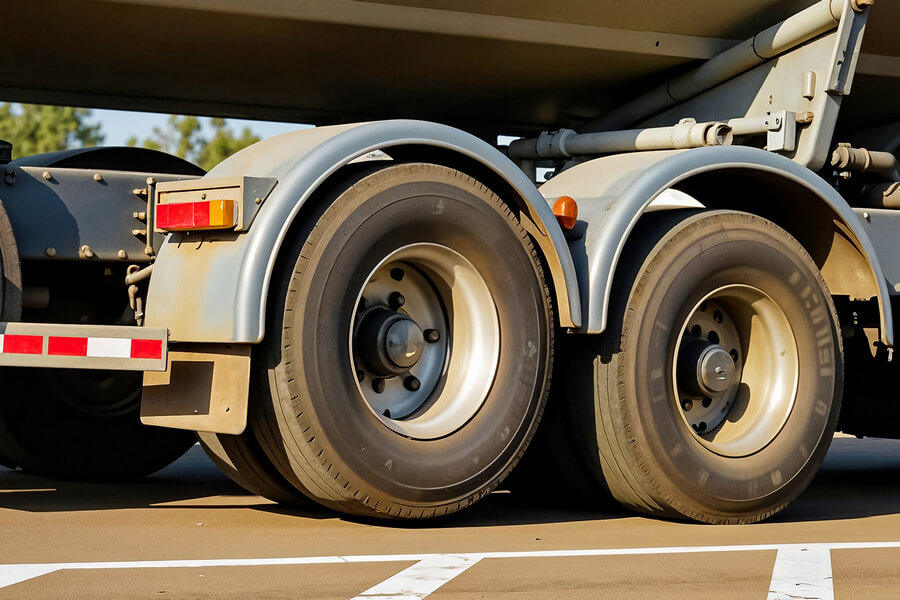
[825,0,869,95]
[766,111,798,153]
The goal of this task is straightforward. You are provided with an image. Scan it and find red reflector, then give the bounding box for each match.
[48,336,88,356]
[156,199,235,231]
[131,339,163,359]
[4,335,43,354]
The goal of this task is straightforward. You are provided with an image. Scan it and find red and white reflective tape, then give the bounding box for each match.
[0,334,163,359]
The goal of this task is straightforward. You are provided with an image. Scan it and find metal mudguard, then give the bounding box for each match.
[539,145,894,346]
[145,120,582,343]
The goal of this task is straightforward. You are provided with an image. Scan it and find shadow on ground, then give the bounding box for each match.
[1,436,899,525]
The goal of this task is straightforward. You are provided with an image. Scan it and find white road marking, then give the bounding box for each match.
[348,554,481,600]
[0,541,897,594]
[767,546,834,600]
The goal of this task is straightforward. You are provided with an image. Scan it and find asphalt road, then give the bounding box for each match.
[0,435,899,599]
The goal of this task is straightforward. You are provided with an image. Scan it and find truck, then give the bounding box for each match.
[0,0,897,524]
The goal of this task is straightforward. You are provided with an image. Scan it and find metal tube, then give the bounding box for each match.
[124,264,153,286]
[509,120,732,160]
[584,0,844,132]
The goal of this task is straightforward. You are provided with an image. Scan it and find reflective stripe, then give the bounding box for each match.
[86,337,132,359]
[48,336,88,356]
[3,334,43,354]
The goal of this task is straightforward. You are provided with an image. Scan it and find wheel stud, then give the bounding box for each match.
[404,375,421,391]
[389,292,406,309]
[424,329,440,343]
[682,399,693,411]
[390,267,405,281]
[372,378,385,393]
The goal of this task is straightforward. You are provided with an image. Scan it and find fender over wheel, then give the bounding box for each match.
[249,162,555,518]
[560,210,842,523]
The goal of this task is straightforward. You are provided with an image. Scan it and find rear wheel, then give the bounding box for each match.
[251,163,554,518]
[0,368,195,480]
[566,210,842,523]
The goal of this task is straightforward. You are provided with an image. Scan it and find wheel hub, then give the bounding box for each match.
[357,308,426,376]
[678,340,736,397]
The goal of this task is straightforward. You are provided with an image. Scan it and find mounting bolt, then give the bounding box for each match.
[45,247,56,258]
[79,244,95,259]
[42,170,52,181]
[3,169,14,185]
[133,211,147,220]
[93,173,103,183]
[388,292,406,309]
[117,249,128,260]
[254,196,262,205]
[424,329,440,343]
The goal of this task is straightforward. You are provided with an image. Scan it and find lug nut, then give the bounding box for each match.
[388,292,405,309]
[372,378,385,393]
[404,376,421,392]
[682,399,693,411]
[424,329,440,343]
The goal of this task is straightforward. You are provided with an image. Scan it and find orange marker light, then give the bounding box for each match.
[553,195,578,230]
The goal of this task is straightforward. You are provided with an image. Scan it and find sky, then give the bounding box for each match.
[90,108,309,146]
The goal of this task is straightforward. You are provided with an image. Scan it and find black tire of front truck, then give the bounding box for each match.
[0,198,23,471]
[251,162,554,519]
[567,210,842,524]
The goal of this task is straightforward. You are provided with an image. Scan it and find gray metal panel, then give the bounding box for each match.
[539,145,893,346]
[854,208,900,295]
[145,120,582,343]
[0,167,198,261]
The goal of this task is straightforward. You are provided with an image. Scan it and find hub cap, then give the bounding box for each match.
[673,285,799,457]
[350,243,499,439]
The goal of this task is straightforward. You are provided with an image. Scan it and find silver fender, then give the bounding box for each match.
[146,120,581,342]
[539,145,894,346]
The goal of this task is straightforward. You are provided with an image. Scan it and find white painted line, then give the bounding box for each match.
[86,337,131,358]
[0,541,897,592]
[349,554,481,600]
[767,546,833,600]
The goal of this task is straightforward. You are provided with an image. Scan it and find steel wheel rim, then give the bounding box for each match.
[350,242,500,440]
[673,284,799,457]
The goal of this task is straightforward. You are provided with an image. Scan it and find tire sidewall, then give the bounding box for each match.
[620,211,841,518]
[272,164,552,507]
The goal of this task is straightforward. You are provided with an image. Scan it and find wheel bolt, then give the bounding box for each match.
[682,399,693,411]
[404,376,421,392]
[390,268,405,281]
[372,378,385,393]
[424,329,440,343]
[389,292,405,309]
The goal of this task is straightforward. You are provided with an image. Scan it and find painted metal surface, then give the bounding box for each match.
[539,145,893,345]
[145,120,582,343]
[0,322,167,371]
[0,166,197,261]
[1,1,897,134]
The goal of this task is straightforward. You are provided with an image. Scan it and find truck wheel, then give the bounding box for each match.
[0,368,196,480]
[572,210,842,523]
[196,429,310,505]
[251,163,554,518]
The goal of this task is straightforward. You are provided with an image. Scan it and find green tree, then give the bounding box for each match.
[129,115,259,171]
[0,103,103,157]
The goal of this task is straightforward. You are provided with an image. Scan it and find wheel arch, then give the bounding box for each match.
[146,120,581,343]
[539,145,893,347]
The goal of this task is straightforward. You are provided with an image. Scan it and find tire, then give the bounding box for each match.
[251,162,554,518]
[0,368,196,480]
[196,427,310,505]
[0,198,25,471]
[566,210,842,524]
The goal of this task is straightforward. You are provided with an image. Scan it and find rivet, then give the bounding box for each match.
[45,247,56,258]
[254,197,261,205]
[42,170,52,181]
[117,249,128,260]
[93,173,103,183]
[79,244,95,259]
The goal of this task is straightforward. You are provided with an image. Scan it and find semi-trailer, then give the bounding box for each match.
[0,0,898,523]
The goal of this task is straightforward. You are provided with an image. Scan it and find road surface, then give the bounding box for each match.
[0,435,898,599]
